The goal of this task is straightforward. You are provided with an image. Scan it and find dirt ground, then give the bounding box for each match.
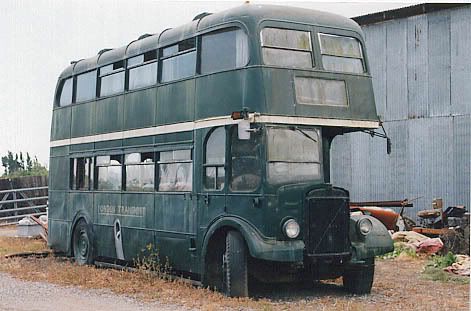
[0,236,469,311]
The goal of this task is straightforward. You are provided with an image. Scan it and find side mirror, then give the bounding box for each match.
[238,119,251,140]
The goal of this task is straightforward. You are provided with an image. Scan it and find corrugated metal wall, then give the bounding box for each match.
[331,6,471,220]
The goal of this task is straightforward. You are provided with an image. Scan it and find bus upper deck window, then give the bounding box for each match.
[160,38,196,83]
[128,50,158,90]
[261,28,313,68]
[58,77,72,107]
[200,28,248,74]
[76,70,97,102]
[99,61,125,97]
[318,33,365,74]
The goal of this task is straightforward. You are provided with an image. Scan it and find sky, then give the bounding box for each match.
[0,0,432,171]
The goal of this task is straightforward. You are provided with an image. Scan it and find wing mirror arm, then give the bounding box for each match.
[361,120,392,155]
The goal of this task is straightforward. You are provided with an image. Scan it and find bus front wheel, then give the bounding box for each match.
[343,258,375,295]
[72,219,95,265]
[223,230,248,297]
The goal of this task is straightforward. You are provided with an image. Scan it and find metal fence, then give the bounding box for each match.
[0,186,48,226]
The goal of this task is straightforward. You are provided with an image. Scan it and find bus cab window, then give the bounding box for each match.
[125,152,155,192]
[261,28,313,68]
[160,38,196,82]
[318,33,365,74]
[230,126,261,192]
[158,150,192,192]
[200,28,248,74]
[267,127,321,185]
[58,77,72,107]
[204,127,225,190]
[96,155,122,191]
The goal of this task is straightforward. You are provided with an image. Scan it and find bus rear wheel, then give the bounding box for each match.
[223,230,248,297]
[72,219,95,265]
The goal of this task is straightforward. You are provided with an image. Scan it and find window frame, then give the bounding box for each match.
[127,50,159,91]
[199,27,249,74]
[317,32,366,74]
[203,127,226,191]
[228,125,262,193]
[124,152,155,192]
[157,149,193,192]
[98,60,126,97]
[74,70,98,103]
[265,126,323,185]
[56,77,73,107]
[70,157,94,191]
[159,38,197,83]
[95,154,123,191]
[260,27,315,69]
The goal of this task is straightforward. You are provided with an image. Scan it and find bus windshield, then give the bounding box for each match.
[266,127,321,185]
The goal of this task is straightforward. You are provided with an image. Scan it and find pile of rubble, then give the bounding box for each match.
[392,230,470,276]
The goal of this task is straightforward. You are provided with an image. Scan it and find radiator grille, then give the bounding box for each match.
[305,190,350,255]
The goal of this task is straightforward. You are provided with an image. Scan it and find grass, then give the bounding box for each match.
[421,252,469,284]
[0,236,48,256]
[0,236,469,310]
[378,242,418,260]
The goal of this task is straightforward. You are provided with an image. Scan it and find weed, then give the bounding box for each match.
[430,252,456,269]
[379,242,417,259]
[422,252,469,284]
[133,243,172,280]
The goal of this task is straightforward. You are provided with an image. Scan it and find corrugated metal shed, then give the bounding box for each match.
[332,4,471,220]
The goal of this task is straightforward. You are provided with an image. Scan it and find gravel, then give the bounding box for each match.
[0,272,191,311]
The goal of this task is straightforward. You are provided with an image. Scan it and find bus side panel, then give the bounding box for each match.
[121,193,155,260]
[154,193,196,272]
[195,68,265,119]
[124,88,157,130]
[71,102,95,138]
[261,68,296,115]
[48,154,70,252]
[51,107,71,141]
[93,192,122,258]
[48,191,69,253]
[95,96,124,134]
[69,192,94,225]
[156,80,195,125]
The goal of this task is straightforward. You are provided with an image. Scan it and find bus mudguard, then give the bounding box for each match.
[68,210,94,256]
[348,214,393,263]
[202,216,305,263]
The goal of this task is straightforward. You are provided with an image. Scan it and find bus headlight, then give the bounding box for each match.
[357,218,373,235]
[283,219,300,239]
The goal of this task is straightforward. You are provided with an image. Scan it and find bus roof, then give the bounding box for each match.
[59,4,362,79]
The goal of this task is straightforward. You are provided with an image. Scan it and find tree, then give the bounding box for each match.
[26,153,32,171]
[1,151,48,178]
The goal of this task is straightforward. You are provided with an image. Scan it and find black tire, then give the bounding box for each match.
[343,258,375,295]
[72,219,95,265]
[223,231,248,297]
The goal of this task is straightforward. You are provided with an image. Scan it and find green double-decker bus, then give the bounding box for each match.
[49,4,393,297]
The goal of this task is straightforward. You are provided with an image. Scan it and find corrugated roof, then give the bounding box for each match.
[353,3,470,26]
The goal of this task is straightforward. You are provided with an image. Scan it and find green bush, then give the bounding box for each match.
[379,242,417,259]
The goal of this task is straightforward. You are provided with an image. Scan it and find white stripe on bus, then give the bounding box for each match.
[50,114,379,148]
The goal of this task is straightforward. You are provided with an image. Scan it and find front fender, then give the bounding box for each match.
[349,215,393,263]
[202,216,305,263]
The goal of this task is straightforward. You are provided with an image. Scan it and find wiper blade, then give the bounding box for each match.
[289,126,318,143]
